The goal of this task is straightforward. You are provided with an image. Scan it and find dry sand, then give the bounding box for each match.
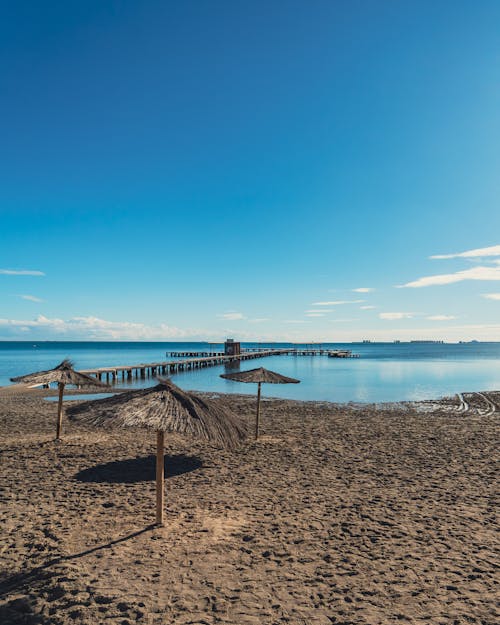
[0,387,498,625]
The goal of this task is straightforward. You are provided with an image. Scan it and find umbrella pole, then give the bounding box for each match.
[56,383,65,440]
[156,431,165,526]
[255,382,262,440]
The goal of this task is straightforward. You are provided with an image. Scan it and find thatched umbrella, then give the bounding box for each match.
[67,378,247,526]
[10,359,108,440]
[220,367,300,440]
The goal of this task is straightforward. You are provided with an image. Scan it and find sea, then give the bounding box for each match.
[1,341,500,404]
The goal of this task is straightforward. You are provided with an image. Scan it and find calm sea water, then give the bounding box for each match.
[1,341,500,403]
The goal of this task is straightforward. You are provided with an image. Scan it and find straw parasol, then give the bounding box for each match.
[220,367,300,440]
[67,377,247,526]
[10,359,108,440]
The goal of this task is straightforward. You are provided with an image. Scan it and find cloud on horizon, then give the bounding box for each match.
[329,318,358,323]
[217,312,245,320]
[379,312,414,320]
[0,269,45,276]
[2,313,500,342]
[426,315,457,321]
[311,300,364,306]
[352,287,374,293]
[0,315,199,340]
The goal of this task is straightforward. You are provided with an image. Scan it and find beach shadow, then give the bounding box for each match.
[0,526,154,615]
[0,599,52,625]
[75,454,203,484]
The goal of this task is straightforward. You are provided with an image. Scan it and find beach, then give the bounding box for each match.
[0,387,498,625]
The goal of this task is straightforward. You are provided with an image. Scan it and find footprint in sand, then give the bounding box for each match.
[201,514,246,541]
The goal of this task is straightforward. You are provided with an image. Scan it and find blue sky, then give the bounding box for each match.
[1,1,499,341]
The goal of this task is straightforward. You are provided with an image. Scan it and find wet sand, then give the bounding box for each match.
[0,387,498,624]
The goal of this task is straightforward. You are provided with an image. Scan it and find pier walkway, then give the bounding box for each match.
[80,348,358,383]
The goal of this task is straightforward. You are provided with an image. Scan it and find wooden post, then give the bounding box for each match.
[56,382,65,440]
[156,431,165,526]
[255,382,262,440]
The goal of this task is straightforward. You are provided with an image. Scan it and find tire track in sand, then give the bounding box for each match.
[456,393,469,413]
[476,392,497,416]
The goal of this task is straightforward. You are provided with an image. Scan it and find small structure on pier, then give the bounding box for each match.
[224,339,241,356]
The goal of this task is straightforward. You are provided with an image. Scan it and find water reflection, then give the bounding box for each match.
[169,355,500,403]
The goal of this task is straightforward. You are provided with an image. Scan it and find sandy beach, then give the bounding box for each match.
[0,387,498,625]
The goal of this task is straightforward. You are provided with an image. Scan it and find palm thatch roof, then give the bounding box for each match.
[10,359,108,388]
[67,378,247,448]
[220,367,300,385]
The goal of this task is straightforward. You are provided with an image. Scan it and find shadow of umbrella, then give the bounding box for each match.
[75,454,203,484]
[221,367,300,440]
[0,526,153,603]
[10,359,109,440]
[67,378,247,526]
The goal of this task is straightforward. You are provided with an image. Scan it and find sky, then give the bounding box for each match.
[1,0,499,342]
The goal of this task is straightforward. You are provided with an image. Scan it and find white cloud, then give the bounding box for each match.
[0,315,198,340]
[308,323,500,342]
[482,293,500,300]
[311,300,364,306]
[217,312,245,321]
[426,315,457,321]
[352,287,374,293]
[329,318,358,323]
[305,309,332,314]
[360,305,376,310]
[430,245,500,260]
[19,294,44,303]
[0,269,45,276]
[400,265,500,288]
[248,318,271,323]
[305,313,325,317]
[263,323,500,342]
[284,320,309,324]
[379,312,414,320]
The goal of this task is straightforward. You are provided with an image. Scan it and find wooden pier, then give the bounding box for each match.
[80,348,358,384]
[80,349,290,383]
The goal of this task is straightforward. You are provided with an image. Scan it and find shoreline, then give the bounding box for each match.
[1,383,499,415]
[1,387,498,624]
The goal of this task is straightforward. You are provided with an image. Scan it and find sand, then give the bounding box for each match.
[0,387,498,625]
